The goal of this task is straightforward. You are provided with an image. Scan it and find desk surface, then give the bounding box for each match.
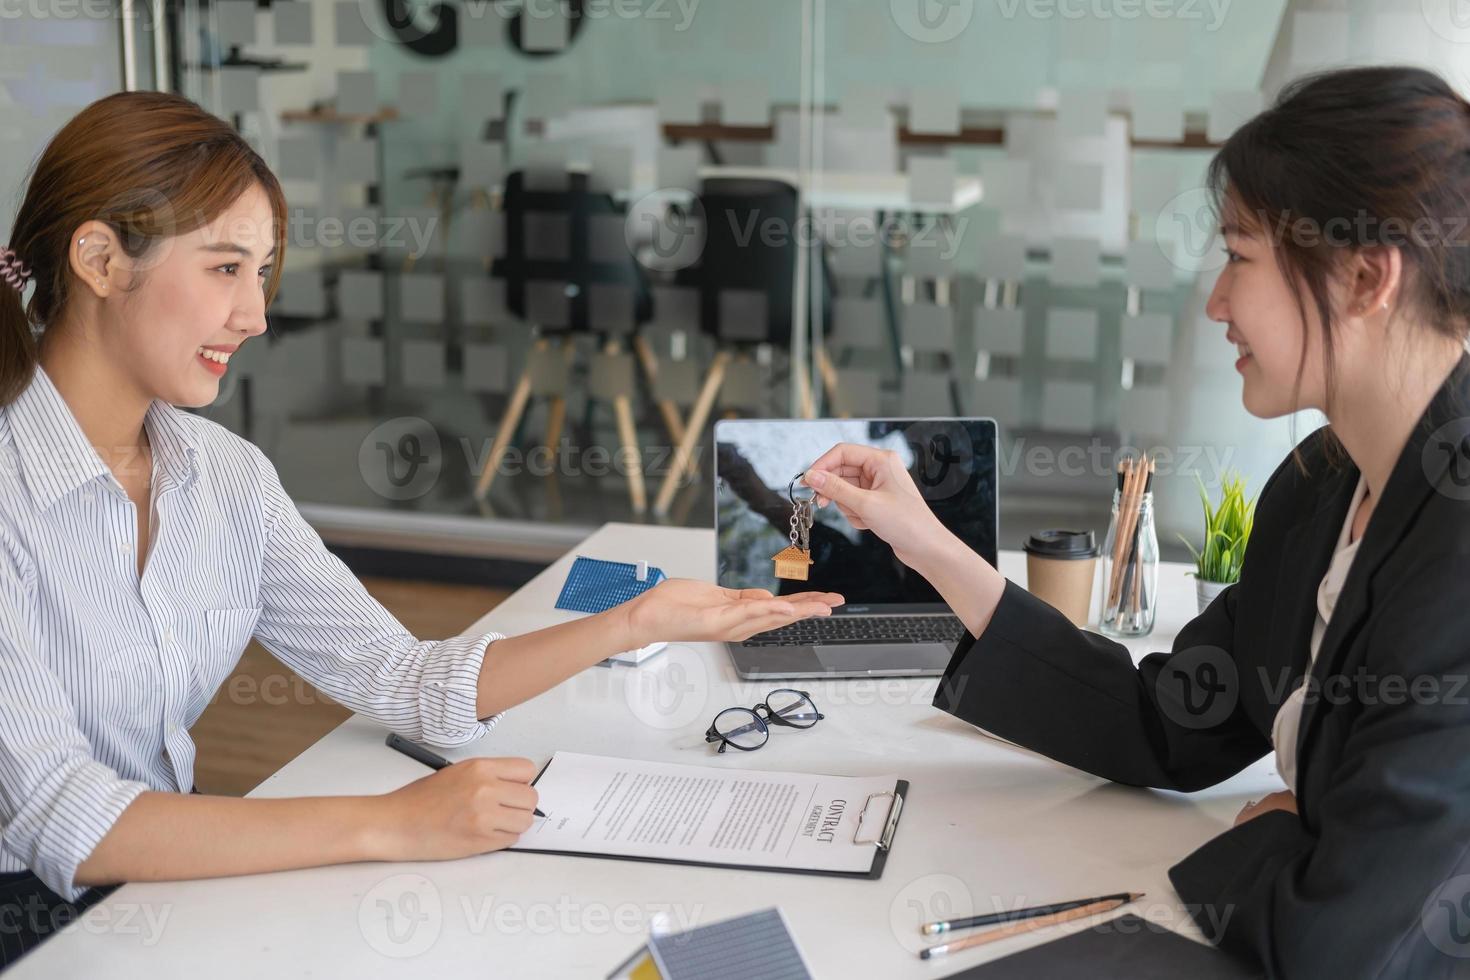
[623,164,984,213]
[17,523,1281,978]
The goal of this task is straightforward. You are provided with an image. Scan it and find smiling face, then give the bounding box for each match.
[1204,199,1337,419]
[105,183,276,409]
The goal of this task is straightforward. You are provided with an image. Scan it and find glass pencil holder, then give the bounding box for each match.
[1098,488,1159,637]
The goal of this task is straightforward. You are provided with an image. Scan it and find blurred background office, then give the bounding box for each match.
[1,0,1455,594]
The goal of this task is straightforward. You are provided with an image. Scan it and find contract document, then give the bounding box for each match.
[510,752,908,878]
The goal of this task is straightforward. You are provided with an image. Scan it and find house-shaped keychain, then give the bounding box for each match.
[771,545,814,581]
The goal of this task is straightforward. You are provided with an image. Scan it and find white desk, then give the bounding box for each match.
[16,524,1282,978]
[623,165,985,214]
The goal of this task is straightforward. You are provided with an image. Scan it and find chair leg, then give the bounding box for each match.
[815,347,845,418]
[632,335,695,478]
[475,359,536,500]
[545,396,566,450]
[654,350,730,516]
[542,339,576,450]
[604,337,648,514]
[613,394,646,513]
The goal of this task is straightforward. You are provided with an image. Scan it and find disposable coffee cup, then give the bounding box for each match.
[1023,530,1098,627]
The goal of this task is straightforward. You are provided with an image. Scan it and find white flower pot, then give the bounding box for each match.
[1195,577,1232,615]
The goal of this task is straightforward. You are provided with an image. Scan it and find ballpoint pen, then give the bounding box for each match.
[385,733,546,817]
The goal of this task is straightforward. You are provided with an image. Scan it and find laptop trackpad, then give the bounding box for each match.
[815,642,952,675]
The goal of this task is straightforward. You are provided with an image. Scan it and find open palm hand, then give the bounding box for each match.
[625,579,844,646]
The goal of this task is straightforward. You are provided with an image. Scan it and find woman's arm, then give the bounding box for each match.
[0,542,526,897]
[1169,554,1470,976]
[76,757,539,889]
[474,579,843,718]
[246,442,842,743]
[803,443,1270,791]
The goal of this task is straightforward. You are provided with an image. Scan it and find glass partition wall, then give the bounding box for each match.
[173,0,816,562]
[7,1,1462,568]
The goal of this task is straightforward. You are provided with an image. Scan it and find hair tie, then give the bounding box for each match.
[0,247,32,294]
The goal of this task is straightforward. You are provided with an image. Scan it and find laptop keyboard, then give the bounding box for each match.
[741,614,967,647]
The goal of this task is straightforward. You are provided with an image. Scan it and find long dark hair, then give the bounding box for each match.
[0,91,288,407]
[1208,66,1470,461]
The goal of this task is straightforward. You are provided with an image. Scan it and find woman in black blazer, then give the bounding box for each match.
[805,66,1470,977]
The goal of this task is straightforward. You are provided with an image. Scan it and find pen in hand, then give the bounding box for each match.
[385,733,547,817]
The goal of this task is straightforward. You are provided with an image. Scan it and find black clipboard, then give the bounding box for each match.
[510,758,907,880]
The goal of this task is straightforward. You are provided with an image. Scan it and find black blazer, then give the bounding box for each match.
[935,353,1470,978]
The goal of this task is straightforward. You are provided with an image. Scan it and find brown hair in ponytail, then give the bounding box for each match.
[0,91,288,407]
[1208,66,1470,461]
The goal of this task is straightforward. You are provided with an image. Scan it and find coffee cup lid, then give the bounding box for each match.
[1023,529,1097,559]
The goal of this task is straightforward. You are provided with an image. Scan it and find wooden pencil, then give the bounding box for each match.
[1105,459,1133,609]
[1129,459,1155,619]
[918,893,1144,959]
[1108,455,1147,610]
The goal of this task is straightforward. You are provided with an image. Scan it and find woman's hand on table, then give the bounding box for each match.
[1234,790,1298,827]
[623,579,844,646]
[376,756,541,860]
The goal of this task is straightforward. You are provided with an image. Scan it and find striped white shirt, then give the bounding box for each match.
[0,365,504,900]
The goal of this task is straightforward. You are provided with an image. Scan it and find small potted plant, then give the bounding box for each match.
[1180,471,1255,614]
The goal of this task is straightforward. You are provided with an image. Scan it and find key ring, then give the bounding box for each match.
[787,472,815,551]
[788,472,815,508]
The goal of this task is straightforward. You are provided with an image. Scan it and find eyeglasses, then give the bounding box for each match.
[704,689,824,753]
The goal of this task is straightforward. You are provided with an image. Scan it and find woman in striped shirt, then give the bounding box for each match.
[0,92,841,964]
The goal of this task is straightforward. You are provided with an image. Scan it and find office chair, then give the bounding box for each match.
[472,169,659,511]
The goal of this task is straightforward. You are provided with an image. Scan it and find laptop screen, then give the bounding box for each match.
[714,418,997,614]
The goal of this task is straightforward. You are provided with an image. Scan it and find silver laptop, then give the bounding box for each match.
[715,418,998,679]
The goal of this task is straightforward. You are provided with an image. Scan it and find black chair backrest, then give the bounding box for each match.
[683,177,799,347]
[493,169,651,333]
